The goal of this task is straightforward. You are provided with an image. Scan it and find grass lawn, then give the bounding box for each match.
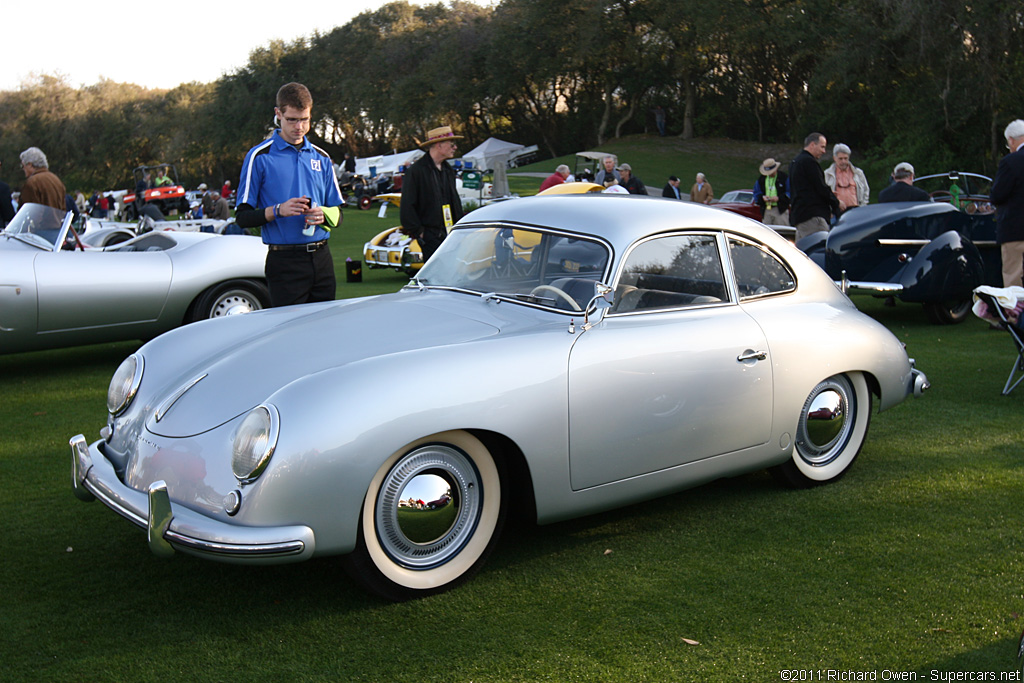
[1,143,1023,681]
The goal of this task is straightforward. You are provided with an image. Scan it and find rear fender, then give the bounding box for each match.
[898,230,984,302]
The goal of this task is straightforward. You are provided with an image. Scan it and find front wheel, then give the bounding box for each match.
[186,279,270,323]
[771,372,872,488]
[923,297,972,325]
[342,430,505,601]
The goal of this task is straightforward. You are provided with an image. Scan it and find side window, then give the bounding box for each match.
[614,234,727,313]
[728,237,796,299]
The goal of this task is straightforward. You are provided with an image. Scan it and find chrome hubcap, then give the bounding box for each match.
[796,376,854,466]
[376,445,481,569]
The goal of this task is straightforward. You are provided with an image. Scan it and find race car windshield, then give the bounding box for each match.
[2,202,70,250]
[415,225,611,301]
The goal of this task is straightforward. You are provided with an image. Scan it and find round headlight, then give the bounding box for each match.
[232,405,279,484]
[107,354,144,416]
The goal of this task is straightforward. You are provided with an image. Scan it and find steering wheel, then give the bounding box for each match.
[530,285,582,311]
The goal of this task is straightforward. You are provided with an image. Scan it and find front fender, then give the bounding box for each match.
[898,230,985,303]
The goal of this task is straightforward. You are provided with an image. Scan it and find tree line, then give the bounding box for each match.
[1,0,1021,193]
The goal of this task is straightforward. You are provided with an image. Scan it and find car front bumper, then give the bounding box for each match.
[363,240,423,272]
[70,434,315,564]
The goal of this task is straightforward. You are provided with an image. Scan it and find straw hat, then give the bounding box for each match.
[759,158,780,175]
[417,126,463,149]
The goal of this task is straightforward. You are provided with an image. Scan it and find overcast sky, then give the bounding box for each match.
[1,1,429,92]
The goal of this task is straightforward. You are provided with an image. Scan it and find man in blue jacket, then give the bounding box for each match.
[991,119,1024,288]
[235,82,344,307]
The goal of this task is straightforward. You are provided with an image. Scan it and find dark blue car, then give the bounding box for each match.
[799,172,999,324]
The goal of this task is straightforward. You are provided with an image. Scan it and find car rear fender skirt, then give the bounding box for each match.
[897,230,985,303]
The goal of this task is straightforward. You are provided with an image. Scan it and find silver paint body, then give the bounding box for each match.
[1,203,267,354]
[72,194,921,564]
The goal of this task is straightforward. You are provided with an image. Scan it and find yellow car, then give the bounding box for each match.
[363,226,424,276]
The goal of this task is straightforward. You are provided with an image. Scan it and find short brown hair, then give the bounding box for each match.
[276,82,313,111]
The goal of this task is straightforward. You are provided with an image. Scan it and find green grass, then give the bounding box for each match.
[2,144,1023,680]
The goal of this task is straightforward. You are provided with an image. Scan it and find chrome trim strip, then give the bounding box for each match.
[162,532,306,556]
[155,373,207,423]
[841,281,904,294]
[877,239,929,246]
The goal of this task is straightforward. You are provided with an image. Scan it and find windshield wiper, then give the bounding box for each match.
[481,291,555,306]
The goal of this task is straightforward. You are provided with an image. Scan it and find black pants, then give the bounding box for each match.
[420,227,447,263]
[265,246,336,307]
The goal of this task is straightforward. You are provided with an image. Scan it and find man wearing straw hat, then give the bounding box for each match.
[753,158,790,226]
[400,125,465,262]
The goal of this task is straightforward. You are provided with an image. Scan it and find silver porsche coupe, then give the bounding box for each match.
[1,203,269,354]
[70,194,928,600]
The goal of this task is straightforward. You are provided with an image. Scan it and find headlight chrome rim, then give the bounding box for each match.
[232,404,280,485]
[107,354,144,416]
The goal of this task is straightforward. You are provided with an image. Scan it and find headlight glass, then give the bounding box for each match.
[107,354,144,416]
[232,405,279,484]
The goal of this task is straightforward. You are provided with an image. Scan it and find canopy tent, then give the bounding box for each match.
[461,138,525,198]
[337,149,424,179]
[461,137,525,173]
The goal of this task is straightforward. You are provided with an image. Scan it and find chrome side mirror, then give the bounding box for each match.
[582,284,613,330]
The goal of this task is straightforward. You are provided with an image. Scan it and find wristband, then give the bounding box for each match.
[272,204,280,219]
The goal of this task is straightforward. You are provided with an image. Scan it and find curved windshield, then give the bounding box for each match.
[2,203,71,251]
[415,225,611,311]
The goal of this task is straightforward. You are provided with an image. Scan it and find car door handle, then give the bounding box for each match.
[737,349,767,362]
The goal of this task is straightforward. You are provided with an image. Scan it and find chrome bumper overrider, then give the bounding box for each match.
[70,434,314,563]
[909,364,929,398]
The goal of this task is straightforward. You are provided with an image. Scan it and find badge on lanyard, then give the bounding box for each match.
[443,204,453,230]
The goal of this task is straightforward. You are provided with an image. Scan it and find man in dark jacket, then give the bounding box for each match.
[662,175,682,199]
[618,164,648,195]
[400,125,465,263]
[789,133,839,242]
[753,158,789,226]
[877,162,931,203]
[991,119,1024,287]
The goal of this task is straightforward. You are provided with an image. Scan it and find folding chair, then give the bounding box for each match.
[974,290,1024,395]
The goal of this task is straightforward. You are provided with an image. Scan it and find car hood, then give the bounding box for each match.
[146,293,501,437]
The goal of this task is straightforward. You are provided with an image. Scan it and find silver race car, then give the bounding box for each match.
[70,194,928,600]
[1,203,269,354]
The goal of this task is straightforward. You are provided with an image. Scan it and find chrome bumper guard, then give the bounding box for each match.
[908,360,930,398]
[70,434,314,563]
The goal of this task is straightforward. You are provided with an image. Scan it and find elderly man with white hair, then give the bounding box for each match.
[538,164,571,192]
[690,172,713,204]
[824,143,869,212]
[18,147,66,211]
[991,119,1024,288]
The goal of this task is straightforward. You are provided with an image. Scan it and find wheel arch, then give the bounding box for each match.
[469,428,537,525]
[182,277,270,324]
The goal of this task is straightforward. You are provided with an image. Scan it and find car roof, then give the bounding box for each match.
[460,193,774,250]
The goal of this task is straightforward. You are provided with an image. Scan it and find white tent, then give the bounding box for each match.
[461,137,525,173]
[461,138,525,198]
[336,149,424,180]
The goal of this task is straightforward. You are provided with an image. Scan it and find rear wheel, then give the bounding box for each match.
[923,297,972,325]
[186,279,269,323]
[771,373,871,488]
[342,430,505,601]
